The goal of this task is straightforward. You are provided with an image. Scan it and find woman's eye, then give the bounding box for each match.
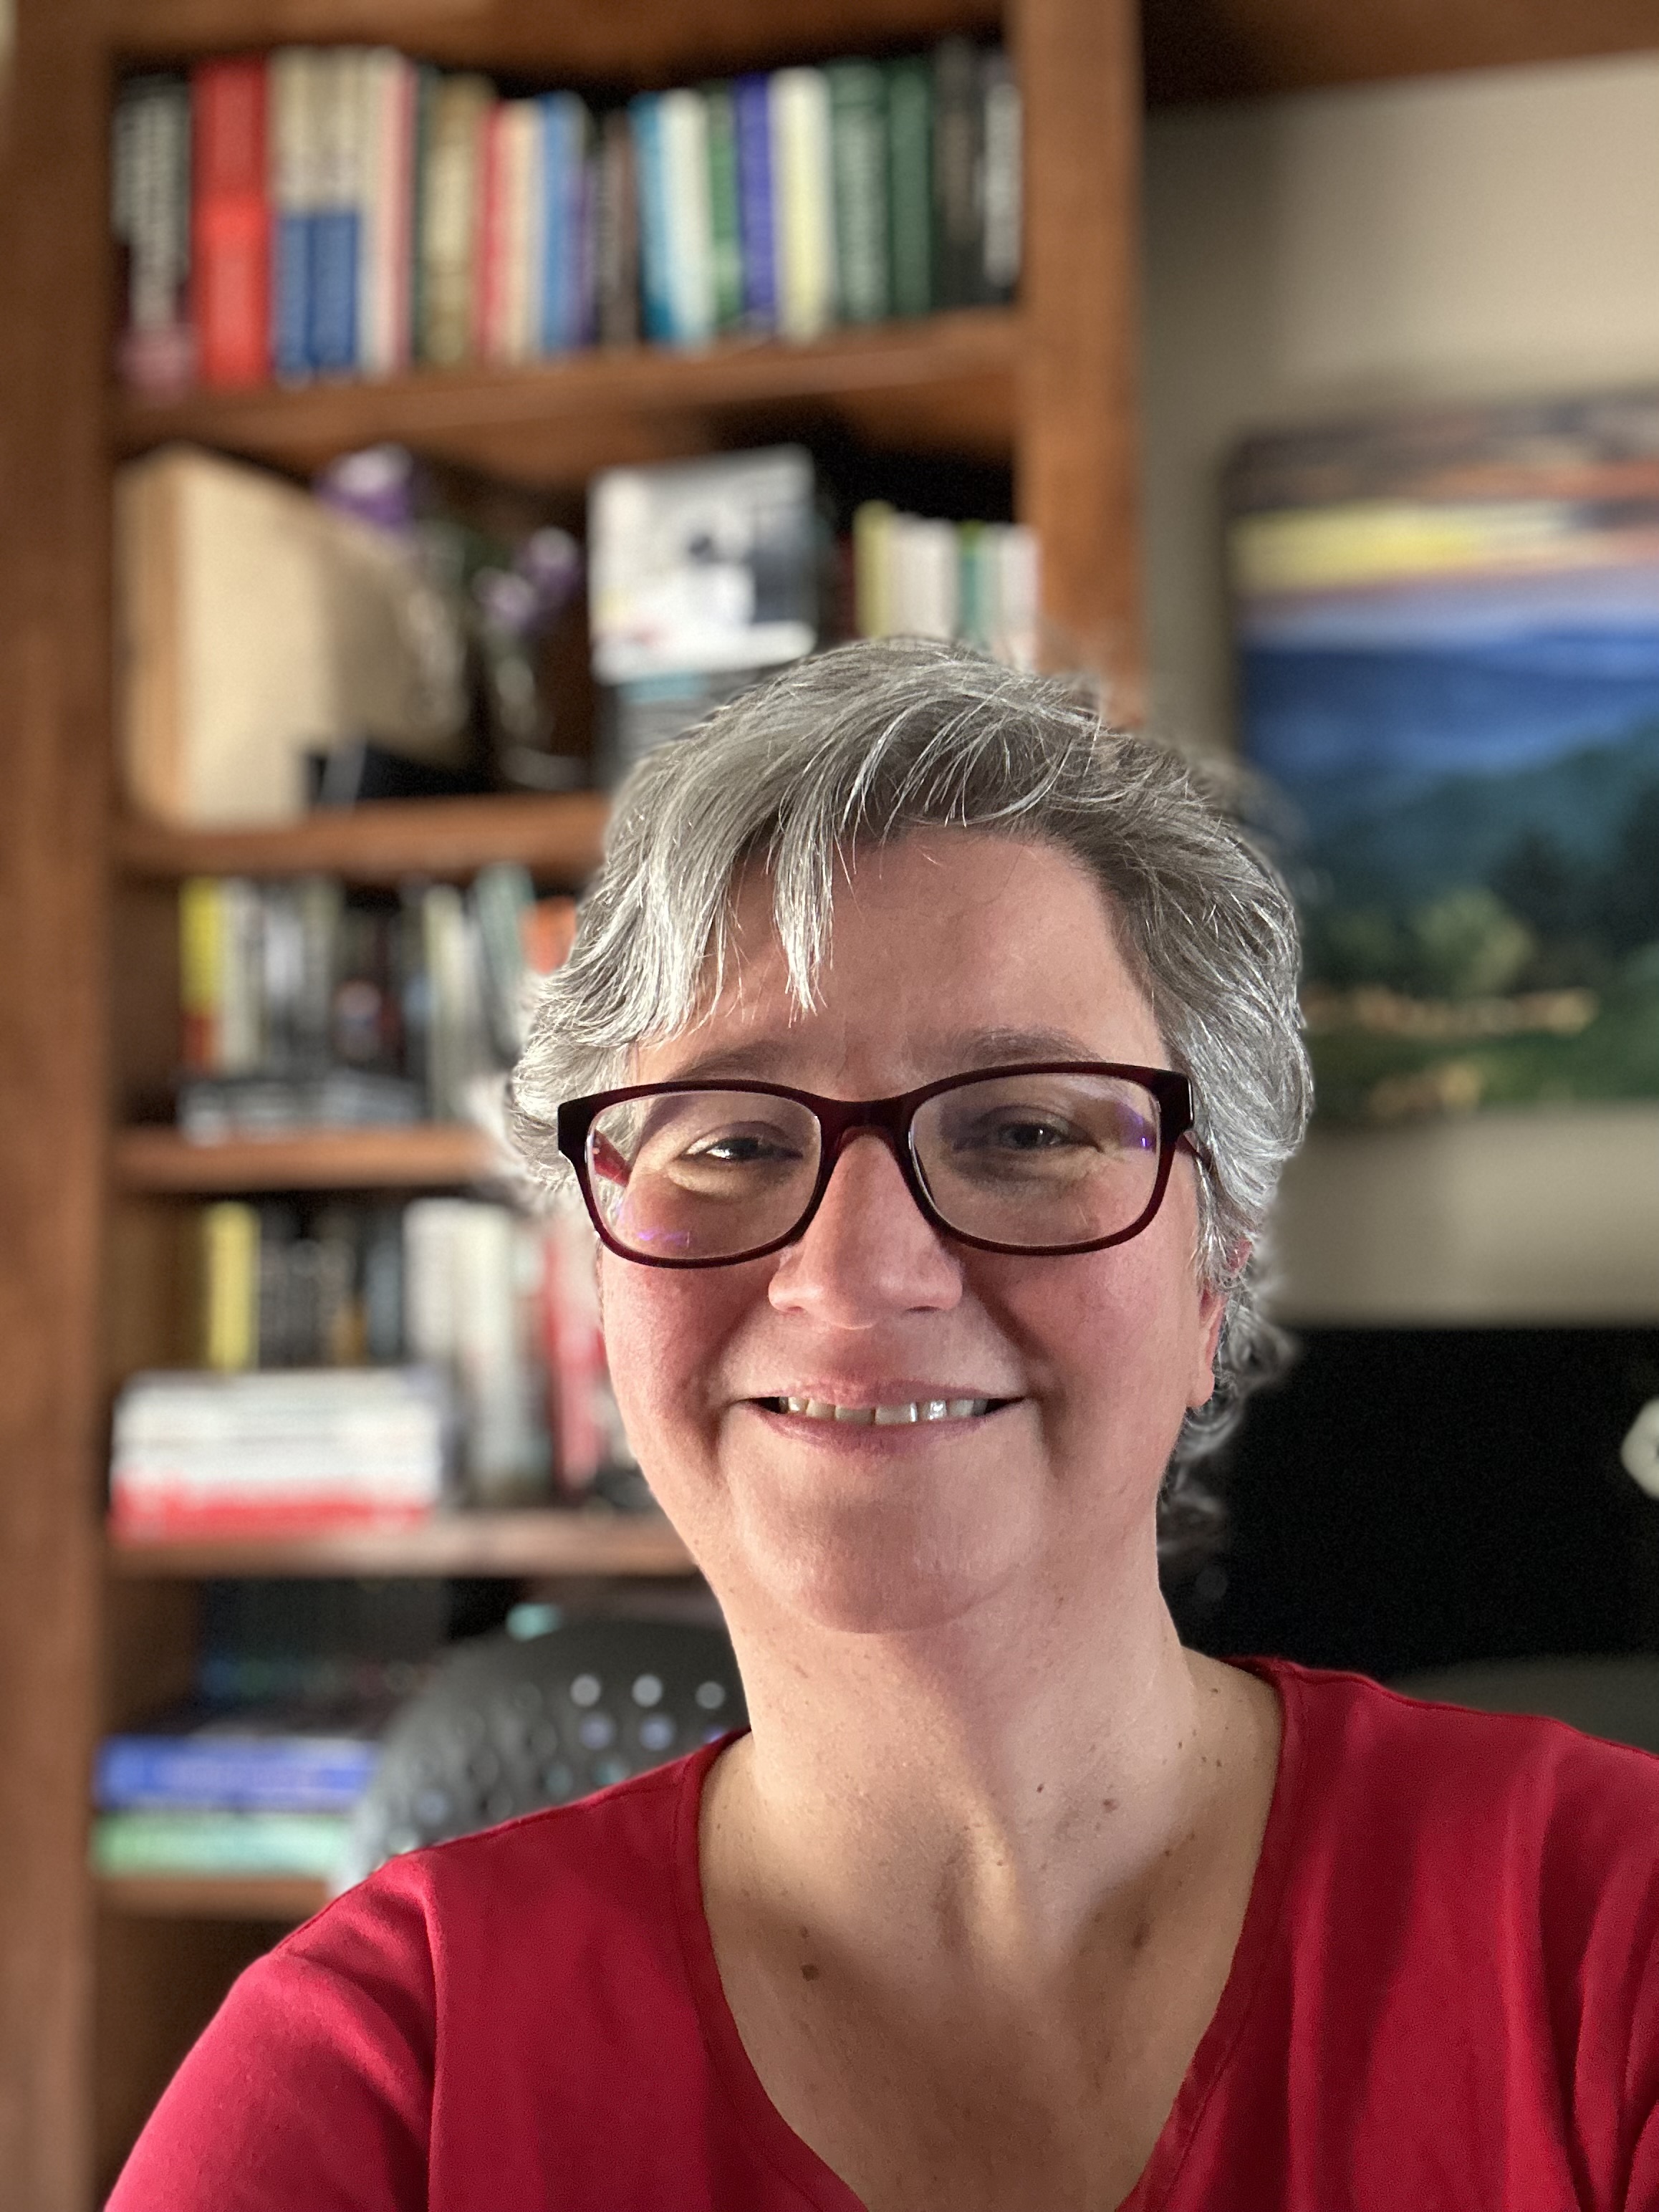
[685,1130,799,1165]
[976,1116,1079,1152]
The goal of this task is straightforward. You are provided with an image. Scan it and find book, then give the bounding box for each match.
[90,1808,353,1877]
[481,97,541,364]
[190,57,269,389]
[471,862,537,1061]
[110,1365,453,1537]
[356,49,416,378]
[885,54,933,318]
[310,48,364,374]
[269,48,322,382]
[827,60,890,325]
[702,82,744,334]
[770,68,836,341]
[117,446,468,828]
[931,39,984,309]
[176,1071,421,1140]
[658,89,715,347]
[588,446,818,683]
[112,72,194,394]
[629,93,673,345]
[96,1700,388,1812]
[852,499,895,638]
[403,1201,550,1501]
[978,49,1021,304]
[593,108,640,347]
[539,92,592,354]
[731,74,777,332]
[891,513,959,639]
[202,1201,259,1372]
[418,72,492,365]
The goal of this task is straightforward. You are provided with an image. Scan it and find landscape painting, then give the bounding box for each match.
[1228,391,1659,1121]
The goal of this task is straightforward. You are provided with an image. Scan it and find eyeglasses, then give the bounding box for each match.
[555,1062,1196,1269]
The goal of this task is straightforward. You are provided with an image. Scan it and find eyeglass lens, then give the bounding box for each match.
[583,1071,1168,1261]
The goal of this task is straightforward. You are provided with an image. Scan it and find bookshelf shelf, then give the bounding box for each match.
[97,1873,328,1923]
[114,791,609,888]
[107,1509,696,1579]
[113,310,1023,487]
[113,1123,499,1193]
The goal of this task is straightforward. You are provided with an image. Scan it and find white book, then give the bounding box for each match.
[769,69,836,341]
[658,88,715,346]
[402,1198,466,1370]
[454,1206,547,1501]
[994,524,1040,670]
[357,49,416,378]
[981,54,1022,299]
[890,515,959,641]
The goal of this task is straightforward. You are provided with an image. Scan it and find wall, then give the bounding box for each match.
[1142,56,1659,1320]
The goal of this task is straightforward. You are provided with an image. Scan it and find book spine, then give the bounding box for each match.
[504,98,544,362]
[95,1739,380,1814]
[309,48,362,375]
[191,57,270,390]
[420,73,491,367]
[629,95,673,346]
[979,50,1021,304]
[476,99,509,362]
[179,876,223,1072]
[931,37,984,309]
[660,89,715,347]
[568,103,597,347]
[406,67,438,367]
[702,82,743,334]
[994,523,1039,670]
[770,68,837,341]
[852,499,895,638]
[594,108,640,347]
[885,55,933,319]
[269,49,319,382]
[218,877,266,1073]
[827,60,890,325]
[112,74,195,394]
[731,74,776,332]
[356,49,415,378]
[90,1809,352,1877]
[537,93,569,353]
[202,1201,260,1372]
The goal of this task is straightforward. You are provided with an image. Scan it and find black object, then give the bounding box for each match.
[1176,1327,1659,1680]
[342,1615,744,1883]
[307,741,489,807]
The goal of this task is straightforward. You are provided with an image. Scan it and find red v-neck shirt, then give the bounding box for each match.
[110,1659,1659,2211]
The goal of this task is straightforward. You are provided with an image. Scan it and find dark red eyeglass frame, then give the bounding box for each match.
[554,1062,1197,1269]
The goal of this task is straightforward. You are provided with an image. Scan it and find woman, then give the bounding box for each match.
[114,640,1659,2211]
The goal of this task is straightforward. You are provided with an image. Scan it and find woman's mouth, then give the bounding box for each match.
[755,1396,1009,1425]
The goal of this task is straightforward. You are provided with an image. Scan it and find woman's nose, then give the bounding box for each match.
[766,1130,962,1324]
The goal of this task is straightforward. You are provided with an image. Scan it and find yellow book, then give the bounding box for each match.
[771,69,835,341]
[201,1203,259,1372]
[178,876,222,1073]
[852,501,895,638]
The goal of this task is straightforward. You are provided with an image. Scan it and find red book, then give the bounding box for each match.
[191,57,271,389]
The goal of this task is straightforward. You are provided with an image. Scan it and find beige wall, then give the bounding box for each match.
[1142,57,1659,1320]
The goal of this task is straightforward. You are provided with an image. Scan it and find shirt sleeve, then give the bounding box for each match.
[105,1879,436,2212]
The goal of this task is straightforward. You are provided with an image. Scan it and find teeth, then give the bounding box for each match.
[776,1397,993,1423]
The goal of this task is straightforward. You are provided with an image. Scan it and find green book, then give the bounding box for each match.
[827,61,890,325]
[92,1809,352,1879]
[886,55,933,319]
[701,82,744,333]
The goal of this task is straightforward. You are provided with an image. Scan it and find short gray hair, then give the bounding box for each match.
[509,638,1311,1562]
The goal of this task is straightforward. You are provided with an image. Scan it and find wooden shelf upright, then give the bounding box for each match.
[9,0,1659,2200]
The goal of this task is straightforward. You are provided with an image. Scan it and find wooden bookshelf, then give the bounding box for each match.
[97,1875,328,1923]
[114,792,609,888]
[115,310,1023,487]
[113,1123,499,1194]
[108,1509,697,1579]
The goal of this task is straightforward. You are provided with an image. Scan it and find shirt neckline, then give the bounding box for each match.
[668,1655,1307,2212]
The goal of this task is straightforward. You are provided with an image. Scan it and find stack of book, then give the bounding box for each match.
[175,868,572,1134]
[110,1366,454,1538]
[92,1694,391,1885]
[112,40,1019,393]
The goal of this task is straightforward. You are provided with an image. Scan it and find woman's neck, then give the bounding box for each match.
[704,1545,1259,1980]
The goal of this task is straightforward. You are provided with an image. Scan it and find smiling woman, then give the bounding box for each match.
[110,642,1659,2212]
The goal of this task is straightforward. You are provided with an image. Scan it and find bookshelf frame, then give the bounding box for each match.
[11,0,1658,2201]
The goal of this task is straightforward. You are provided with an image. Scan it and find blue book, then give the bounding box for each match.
[732,74,776,330]
[629,93,674,345]
[539,92,588,354]
[309,207,359,373]
[97,1703,385,1813]
[272,211,312,381]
